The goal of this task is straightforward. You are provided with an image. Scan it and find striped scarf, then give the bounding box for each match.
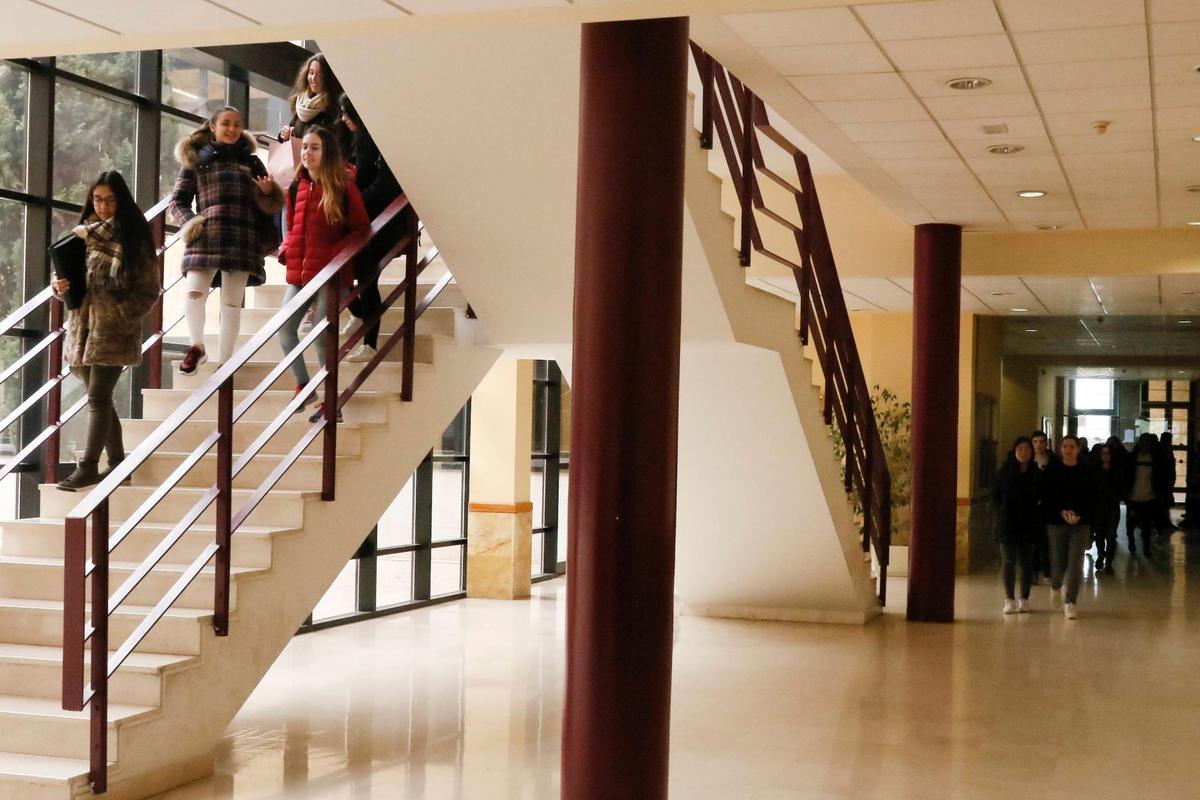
[80,218,125,289]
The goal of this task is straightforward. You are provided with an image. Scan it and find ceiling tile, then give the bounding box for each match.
[814,97,930,123]
[837,119,946,142]
[1036,85,1152,113]
[966,153,1063,174]
[902,66,1027,97]
[1091,276,1160,314]
[1156,106,1200,129]
[955,136,1055,159]
[876,157,974,176]
[859,140,959,159]
[789,73,911,102]
[961,276,1043,312]
[1156,128,1200,151]
[1062,149,1155,172]
[1152,54,1200,84]
[880,35,1018,72]
[759,42,891,76]
[1151,0,1200,23]
[45,0,259,30]
[1154,83,1200,109]
[939,116,1048,140]
[1022,276,1105,315]
[998,0,1145,31]
[0,3,109,40]
[1160,274,1200,311]
[841,278,915,311]
[1026,58,1149,91]
[236,0,414,21]
[720,8,870,48]
[855,0,1004,41]
[1151,21,1200,55]
[1043,108,1153,135]
[1013,26,1148,65]
[925,92,1039,120]
[1053,130,1154,154]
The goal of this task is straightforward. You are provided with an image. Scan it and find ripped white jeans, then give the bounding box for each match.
[184,268,251,363]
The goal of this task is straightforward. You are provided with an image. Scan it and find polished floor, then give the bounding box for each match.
[156,532,1200,799]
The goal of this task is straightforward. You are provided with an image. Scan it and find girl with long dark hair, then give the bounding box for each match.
[50,171,160,491]
[1043,435,1095,619]
[992,436,1039,613]
[1094,443,1125,574]
[277,126,370,423]
[278,53,343,143]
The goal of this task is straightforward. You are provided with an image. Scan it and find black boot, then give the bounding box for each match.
[57,461,100,492]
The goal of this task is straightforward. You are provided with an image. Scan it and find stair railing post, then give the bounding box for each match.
[61,515,86,711]
[738,85,754,267]
[699,51,714,150]
[401,214,419,402]
[322,279,340,501]
[213,376,233,635]
[148,212,166,391]
[863,447,873,554]
[46,297,63,483]
[89,499,109,795]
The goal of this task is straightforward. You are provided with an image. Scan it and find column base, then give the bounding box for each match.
[466,503,533,600]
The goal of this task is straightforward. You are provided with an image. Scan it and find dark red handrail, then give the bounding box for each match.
[61,194,447,794]
[692,44,892,604]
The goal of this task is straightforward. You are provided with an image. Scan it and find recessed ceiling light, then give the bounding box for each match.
[946,77,992,90]
[1017,190,1046,199]
[1025,328,1038,333]
[1189,221,1200,226]
[1009,307,1030,313]
[1036,224,1060,231]
[989,291,1012,296]
[987,143,1025,155]
[1178,319,1193,324]
[1194,134,1200,143]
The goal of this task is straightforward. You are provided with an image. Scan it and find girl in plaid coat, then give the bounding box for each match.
[170,106,286,375]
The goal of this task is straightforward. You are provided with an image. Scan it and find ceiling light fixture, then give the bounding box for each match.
[989,291,1012,296]
[987,144,1025,155]
[1017,190,1046,199]
[1009,307,1030,313]
[1189,221,1200,227]
[1036,224,1060,231]
[1179,320,1193,324]
[946,77,992,90]
[1194,134,1200,143]
[1025,328,1038,333]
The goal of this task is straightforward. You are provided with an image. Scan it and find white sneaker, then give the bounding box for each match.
[1064,603,1078,620]
[1017,599,1031,613]
[1051,587,1063,609]
[1002,599,1017,615]
[340,316,361,336]
[346,344,376,363]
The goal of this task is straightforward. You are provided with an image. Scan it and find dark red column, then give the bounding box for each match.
[562,17,688,800]
[907,223,963,623]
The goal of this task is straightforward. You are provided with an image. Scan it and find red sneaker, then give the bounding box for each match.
[179,345,207,375]
[292,385,312,414]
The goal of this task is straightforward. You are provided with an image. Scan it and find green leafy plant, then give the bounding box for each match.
[830,385,912,542]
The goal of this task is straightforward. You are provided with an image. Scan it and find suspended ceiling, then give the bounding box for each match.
[715,0,1200,232]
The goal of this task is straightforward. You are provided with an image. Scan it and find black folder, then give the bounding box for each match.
[48,233,87,310]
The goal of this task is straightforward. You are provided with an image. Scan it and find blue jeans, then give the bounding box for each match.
[277,283,330,388]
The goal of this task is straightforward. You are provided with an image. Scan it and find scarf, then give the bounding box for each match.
[294,90,327,123]
[80,218,125,288]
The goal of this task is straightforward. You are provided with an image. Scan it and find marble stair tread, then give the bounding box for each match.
[0,693,154,723]
[0,643,192,672]
[0,596,210,620]
[0,749,89,780]
[0,554,262,578]
[4,518,293,537]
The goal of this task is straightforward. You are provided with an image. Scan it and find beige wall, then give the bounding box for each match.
[964,227,1200,277]
[999,358,1040,450]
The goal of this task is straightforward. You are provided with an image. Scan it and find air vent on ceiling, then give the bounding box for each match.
[981,123,1009,135]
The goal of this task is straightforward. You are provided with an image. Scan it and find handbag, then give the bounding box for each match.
[48,233,87,310]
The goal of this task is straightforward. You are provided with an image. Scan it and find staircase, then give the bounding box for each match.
[0,239,498,799]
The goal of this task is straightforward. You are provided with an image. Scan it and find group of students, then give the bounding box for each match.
[50,52,403,491]
[991,429,1177,619]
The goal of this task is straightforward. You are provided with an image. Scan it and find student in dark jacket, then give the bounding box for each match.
[278,53,343,143]
[338,95,407,364]
[1154,431,1178,533]
[992,437,1039,614]
[1127,433,1163,556]
[277,126,370,424]
[1043,435,1094,619]
[1030,430,1058,581]
[1093,443,1125,574]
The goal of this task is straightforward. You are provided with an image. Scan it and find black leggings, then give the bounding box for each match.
[71,365,124,465]
[1000,538,1034,600]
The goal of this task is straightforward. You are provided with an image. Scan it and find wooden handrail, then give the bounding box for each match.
[61,192,441,794]
[692,45,892,605]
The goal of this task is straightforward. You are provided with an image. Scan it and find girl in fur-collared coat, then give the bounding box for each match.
[51,171,160,492]
[170,106,285,376]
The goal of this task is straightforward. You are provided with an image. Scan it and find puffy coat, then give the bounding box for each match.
[170,132,286,283]
[280,169,370,288]
[59,226,160,368]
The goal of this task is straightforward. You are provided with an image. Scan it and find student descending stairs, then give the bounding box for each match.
[0,238,499,799]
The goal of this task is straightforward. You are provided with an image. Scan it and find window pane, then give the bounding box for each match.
[51,208,80,243]
[1076,415,1111,445]
[1149,381,1167,402]
[162,51,226,116]
[1074,378,1113,410]
[438,407,468,455]
[430,545,463,596]
[432,462,464,541]
[0,200,26,319]
[1171,381,1190,401]
[531,460,545,529]
[249,86,290,135]
[377,553,413,608]
[378,475,414,547]
[159,113,198,199]
[57,52,138,94]
[0,63,29,192]
[531,532,544,577]
[312,561,356,622]
[558,464,569,564]
[54,81,136,204]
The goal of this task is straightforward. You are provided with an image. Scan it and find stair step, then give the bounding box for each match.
[0,643,194,707]
[0,750,88,799]
[131,451,357,492]
[0,518,285,569]
[140,387,392,424]
[196,330,439,370]
[173,353,434,393]
[249,279,466,311]
[0,555,260,610]
[39,484,313,528]
[0,694,152,761]
[0,597,207,655]
[239,304,457,338]
[121,417,364,458]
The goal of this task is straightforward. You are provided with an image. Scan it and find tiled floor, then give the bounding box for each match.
[155,531,1200,799]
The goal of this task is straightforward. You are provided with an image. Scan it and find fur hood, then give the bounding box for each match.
[175,131,259,170]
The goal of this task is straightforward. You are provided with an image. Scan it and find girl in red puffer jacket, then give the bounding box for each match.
[277,125,370,423]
